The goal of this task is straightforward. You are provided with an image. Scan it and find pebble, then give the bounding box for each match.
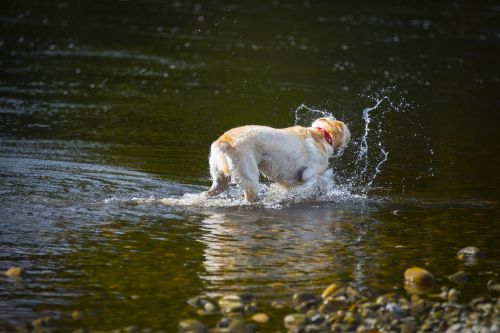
[123,326,139,333]
[400,317,418,333]
[292,292,321,311]
[218,295,245,315]
[178,319,207,333]
[404,267,436,285]
[448,270,469,285]
[72,310,84,320]
[321,283,338,299]
[203,301,217,313]
[31,316,52,328]
[487,280,500,292]
[457,246,482,258]
[457,247,484,265]
[269,282,287,290]
[270,300,287,309]
[250,313,269,323]
[4,267,25,278]
[284,313,307,329]
[447,288,460,303]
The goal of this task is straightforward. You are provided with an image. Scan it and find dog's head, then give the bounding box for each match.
[311,118,350,149]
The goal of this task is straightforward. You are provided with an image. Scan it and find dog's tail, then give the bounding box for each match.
[209,135,232,179]
[214,134,233,153]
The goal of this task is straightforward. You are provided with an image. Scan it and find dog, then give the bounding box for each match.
[203,118,350,202]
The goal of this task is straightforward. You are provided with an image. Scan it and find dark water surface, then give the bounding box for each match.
[1,0,499,331]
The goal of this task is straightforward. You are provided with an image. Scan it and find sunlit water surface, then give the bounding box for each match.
[1,0,499,332]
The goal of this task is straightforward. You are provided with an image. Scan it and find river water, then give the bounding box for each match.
[1,1,499,332]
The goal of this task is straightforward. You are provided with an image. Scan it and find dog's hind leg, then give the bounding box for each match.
[233,158,259,202]
[204,143,231,197]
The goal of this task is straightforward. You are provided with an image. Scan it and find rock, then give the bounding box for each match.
[293,292,321,310]
[269,282,287,290]
[386,302,403,317]
[457,247,484,265]
[250,313,269,324]
[410,297,426,316]
[447,288,460,303]
[356,327,378,333]
[216,317,231,328]
[270,300,286,309]
[123,326,139,333]
[218,295,245,315]
[487,280,500,292]
[376,293,399,305]
[187,296,206,309]
[308,314,325,325]
[321,283,338,299]
[404,267,435,285]
[178,319,207,333]
[31,317,51,328]
[72,310,84,320]
[457,246,482,258]
[304,324,325,333]
[284,313,307,329]
[203,301,217,313]
[4,267,25,278]
[448,271,469,285]
[400,317,418,333]
[216,318,255,333]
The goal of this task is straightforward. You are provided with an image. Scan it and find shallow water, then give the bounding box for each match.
[1,0,499,332]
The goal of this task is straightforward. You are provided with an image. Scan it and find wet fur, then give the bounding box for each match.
[203,118,350,202]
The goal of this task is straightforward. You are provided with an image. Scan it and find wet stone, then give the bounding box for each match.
[457,247,484,266]
[293,292,321,310]
[4,267,25,278]
[304,324,325,333]
[203,301,217,313]
[345,286,365,302]
[215,318,256,333]
[404,267,435,285]
[457,246,482,257]
[447,288,460,303]
[284,313,307,329]
[178,319,208,333]
[218,295,245,315]
[321,283,338,300]
[123,326,139,333]
[72,310,84,320]
[309,314,325,325]
[448,271,469,285]
[250,313,269,324]
[216,318,231,328]
[31,317,52,328]
[271,300,287,309]
[487,280,500,292]
[400,317,418,333]
[188,296,208,309]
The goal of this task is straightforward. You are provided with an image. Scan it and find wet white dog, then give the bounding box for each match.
[203,118,350,202]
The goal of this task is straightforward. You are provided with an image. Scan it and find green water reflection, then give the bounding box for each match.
[0,0,499,332]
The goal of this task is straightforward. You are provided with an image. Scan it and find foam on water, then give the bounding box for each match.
[130,169,365,209]
[127,88,433,208]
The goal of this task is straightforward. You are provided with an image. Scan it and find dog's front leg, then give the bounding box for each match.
[300,165,328,182]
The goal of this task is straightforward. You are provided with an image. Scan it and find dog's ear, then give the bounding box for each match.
[333,121,350,149]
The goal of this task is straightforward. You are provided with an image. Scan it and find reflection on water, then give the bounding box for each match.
[1,0,499,331]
